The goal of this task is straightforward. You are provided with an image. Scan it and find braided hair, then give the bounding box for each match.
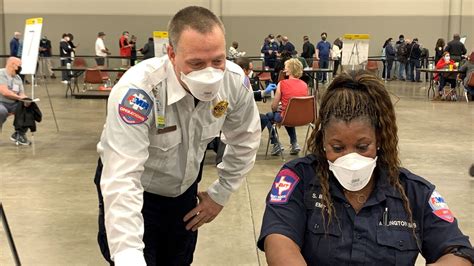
[308,70,416,241]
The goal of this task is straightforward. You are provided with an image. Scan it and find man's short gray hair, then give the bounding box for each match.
[168,6,225,49]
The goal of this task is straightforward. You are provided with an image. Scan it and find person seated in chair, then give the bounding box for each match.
[434,51,457,100]
[264,58,308,156]
[0,57,31,145]
[458,51,474,101]
[211,57,277,165]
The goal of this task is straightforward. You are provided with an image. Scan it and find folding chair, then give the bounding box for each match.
[366,60,379,76]
[312,60,320,69]
[83,69,107,91]
[265,96,316,160]
[256,71,272,91]
[73,57,87,67]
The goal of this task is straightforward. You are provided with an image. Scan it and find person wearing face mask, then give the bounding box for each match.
[258,70,474,265]
[433,51,457,100]
[119,31,132,67]
[261,34,279,70]
[263,58,308,156]
[59,33,73,83]
[315,32,331,83]
[94,6,261,266]
[0,57,31,145]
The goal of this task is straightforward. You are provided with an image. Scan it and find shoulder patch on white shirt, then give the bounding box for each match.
[429,190,454,223]
[226,60,251,92]
[118,88,152,125]
[269,169,300,204]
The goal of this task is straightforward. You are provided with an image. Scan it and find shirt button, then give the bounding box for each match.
[399,240,404,247]
[313,224,320,229]
[355,233,361,239]
[344,203,351,208]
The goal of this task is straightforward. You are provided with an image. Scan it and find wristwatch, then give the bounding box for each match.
[450,246,474,264]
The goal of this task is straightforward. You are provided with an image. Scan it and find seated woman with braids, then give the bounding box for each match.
[257,70,474,265]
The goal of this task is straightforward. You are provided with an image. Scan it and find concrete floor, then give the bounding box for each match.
[0,77,473,265]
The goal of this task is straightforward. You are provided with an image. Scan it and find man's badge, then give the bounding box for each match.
[212,101,228,118]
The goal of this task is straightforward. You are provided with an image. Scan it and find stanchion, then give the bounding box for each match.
[0,202,21,266]
[36,58,60,132]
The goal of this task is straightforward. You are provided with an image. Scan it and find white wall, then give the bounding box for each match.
[2,0,472,56]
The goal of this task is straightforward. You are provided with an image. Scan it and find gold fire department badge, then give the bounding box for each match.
[212,101,228,118]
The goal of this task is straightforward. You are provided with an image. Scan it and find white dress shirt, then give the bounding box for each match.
[97,56,261,265]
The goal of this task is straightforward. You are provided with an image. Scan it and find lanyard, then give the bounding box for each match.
[152,80,166,130]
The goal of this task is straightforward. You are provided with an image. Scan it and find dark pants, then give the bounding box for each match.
[318,59,329,82]
[61,59,72,81]
[382,59,394,79]
[438,76,457,93]
[0,101,26,134]
[333,59,340,76]
[94,158,202,266]
[408,58,421,81]
[264,112,297,145]
[95,57,105,66]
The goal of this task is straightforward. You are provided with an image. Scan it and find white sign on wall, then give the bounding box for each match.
[153,31,168,58]
[341,34,370,67]
[20,17,43,75]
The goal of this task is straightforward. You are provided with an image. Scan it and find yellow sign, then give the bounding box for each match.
[153,31,168,38]
[26,17,43,25]
[343,34,370,40]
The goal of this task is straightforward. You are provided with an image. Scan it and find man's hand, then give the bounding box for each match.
[183,191,223,231]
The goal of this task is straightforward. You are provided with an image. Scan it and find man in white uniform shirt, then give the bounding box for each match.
[95,31,110,66]
[94,6,261,266]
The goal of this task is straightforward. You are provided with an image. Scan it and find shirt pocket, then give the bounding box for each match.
[303,210,341,265]
[149,127,182,151]
[376,225,419,265]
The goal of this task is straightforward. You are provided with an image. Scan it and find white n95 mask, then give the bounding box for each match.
[328,153,377,192]
[180,67,225,102]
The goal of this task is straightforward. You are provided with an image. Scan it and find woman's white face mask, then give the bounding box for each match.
[328,152,377,191]
[180,67,225,101]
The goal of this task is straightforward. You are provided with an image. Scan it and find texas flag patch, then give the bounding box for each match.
[429,190,454,223]
[269,169,300,204]
[118,88,152,125]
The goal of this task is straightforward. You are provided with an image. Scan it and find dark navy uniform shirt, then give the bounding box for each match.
[258,155,472,265]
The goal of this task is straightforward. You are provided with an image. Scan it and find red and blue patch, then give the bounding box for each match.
[429,190,454,223]
[269,169,300,204]
[118,88,152,125]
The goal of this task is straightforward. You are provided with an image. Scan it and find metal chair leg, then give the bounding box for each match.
[303,123,315,155]
[273,125,284,161]
[265,128,271,159]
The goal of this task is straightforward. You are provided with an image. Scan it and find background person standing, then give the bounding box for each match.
[95,32,111,66]
[39,36,56,79]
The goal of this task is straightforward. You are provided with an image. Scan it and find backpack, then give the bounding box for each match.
[397,43,407,57]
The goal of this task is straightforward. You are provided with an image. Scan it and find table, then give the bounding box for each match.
[52,66,128,97]
[419,68,461,99]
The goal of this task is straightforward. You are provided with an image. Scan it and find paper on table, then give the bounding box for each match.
[19,98,40,103]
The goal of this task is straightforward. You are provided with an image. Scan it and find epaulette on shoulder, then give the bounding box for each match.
[399,168,434,190]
